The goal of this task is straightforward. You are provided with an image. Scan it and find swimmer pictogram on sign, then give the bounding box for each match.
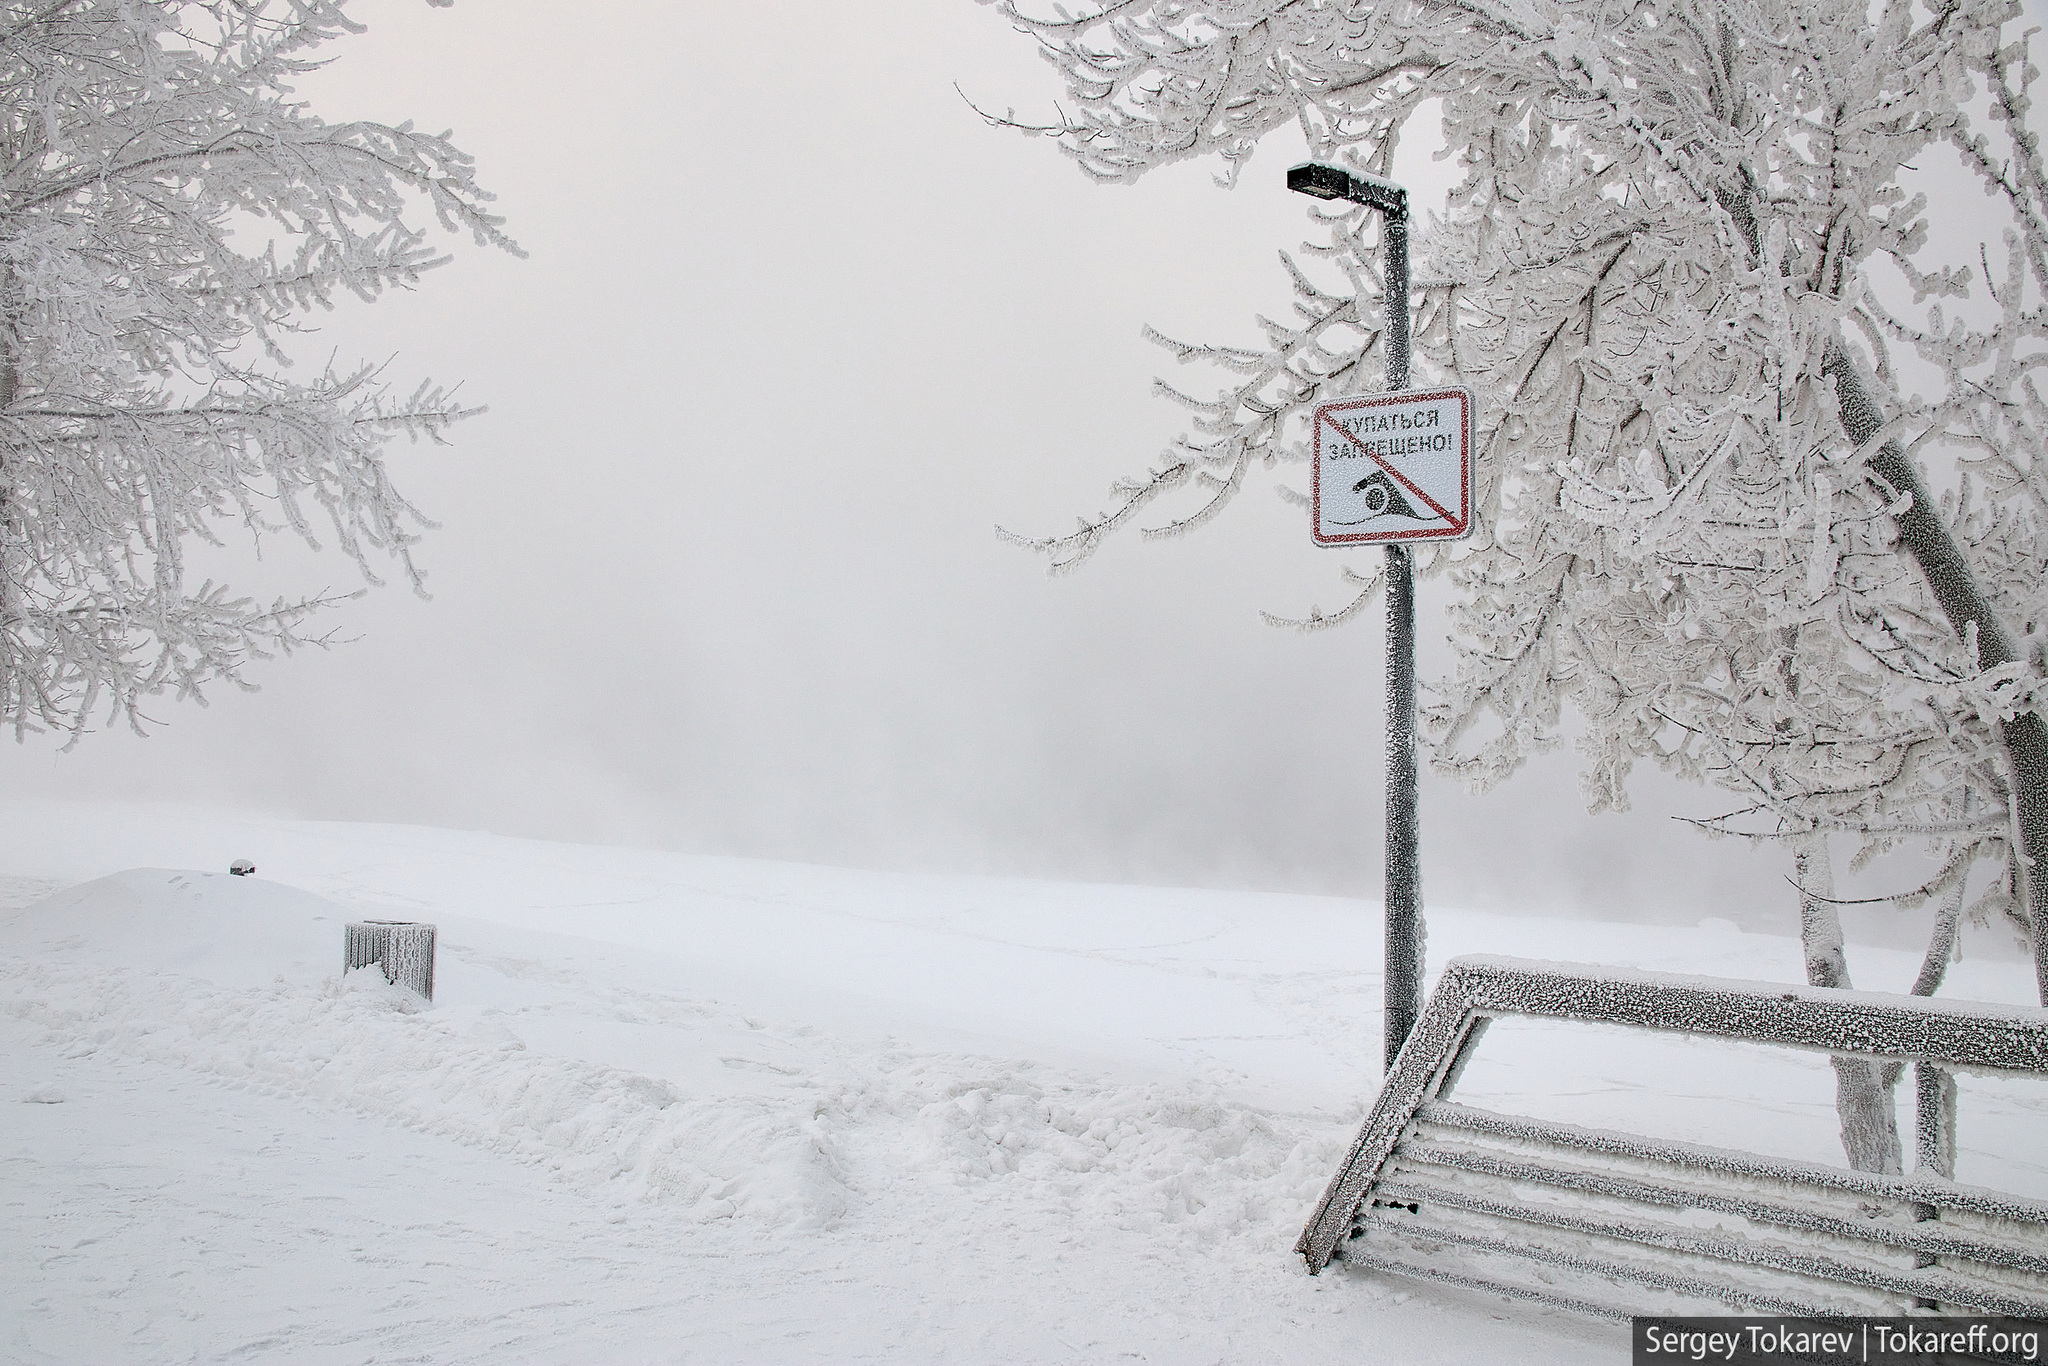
[1311,388,1475,545]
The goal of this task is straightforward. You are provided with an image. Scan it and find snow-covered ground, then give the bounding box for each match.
[3,799,2042,1364]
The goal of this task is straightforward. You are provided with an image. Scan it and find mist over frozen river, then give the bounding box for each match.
[0,0,1861,937]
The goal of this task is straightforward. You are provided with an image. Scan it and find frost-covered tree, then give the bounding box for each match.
[980,0,2048,1031]
[0,0,514,742]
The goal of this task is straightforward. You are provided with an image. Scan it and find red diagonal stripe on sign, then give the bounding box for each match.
[1319,408,1464,529]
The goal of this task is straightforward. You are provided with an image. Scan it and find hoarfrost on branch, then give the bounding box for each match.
[0,0,517,742]
[977,0,2048,1004]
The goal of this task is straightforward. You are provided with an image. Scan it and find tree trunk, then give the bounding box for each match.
[1824,342,2048,1007]
[1796,837,1905,1174]
[0,299,17,719]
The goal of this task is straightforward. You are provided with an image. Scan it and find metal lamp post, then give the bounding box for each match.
[1288,162,1423,1072]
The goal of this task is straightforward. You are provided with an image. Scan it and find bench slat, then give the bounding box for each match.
[1367,1176,2048,1318]
[1395,1135,2048,1275]
[1419,1101,2048,1226]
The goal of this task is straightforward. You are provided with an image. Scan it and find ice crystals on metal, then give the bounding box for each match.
[1311,390,1474,545]
[1297,956,2048,1322]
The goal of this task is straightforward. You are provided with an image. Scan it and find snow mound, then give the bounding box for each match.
[1,868,345,989]
[1,872,849,1226]
[908,1074,1334,1239]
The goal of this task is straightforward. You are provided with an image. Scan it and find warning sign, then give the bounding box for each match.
[1311,388,1474,546]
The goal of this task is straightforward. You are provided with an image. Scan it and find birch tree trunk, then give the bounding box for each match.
[1796,836,1904,1175]
[1822,343,2048,1008]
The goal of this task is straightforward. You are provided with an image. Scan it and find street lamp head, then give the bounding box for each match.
[1287,161,1408,221]
[1287,162,1352,200]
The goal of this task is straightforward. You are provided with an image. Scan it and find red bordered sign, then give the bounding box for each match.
[1311,388,1475,546]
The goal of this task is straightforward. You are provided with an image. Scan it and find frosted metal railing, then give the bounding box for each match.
[1297,956,2048,1320]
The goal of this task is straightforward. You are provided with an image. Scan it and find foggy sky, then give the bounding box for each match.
[0,0,1963,949]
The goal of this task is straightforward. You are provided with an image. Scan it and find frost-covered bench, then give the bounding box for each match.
[1297,956,2048,1320]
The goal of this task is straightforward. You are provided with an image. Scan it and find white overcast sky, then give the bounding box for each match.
[4,0,1974,941]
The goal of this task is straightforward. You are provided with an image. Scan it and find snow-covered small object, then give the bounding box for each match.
[229,859,255,877]
[22,1086,65,1104]
[344,921,437,1002]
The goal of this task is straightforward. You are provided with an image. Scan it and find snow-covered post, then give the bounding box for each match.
[1289,163,1421,1069]
[1381,200,1419,1072]
[1384,540,1419,1068]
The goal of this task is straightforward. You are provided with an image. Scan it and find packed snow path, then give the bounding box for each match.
[2,802,2041,1362]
